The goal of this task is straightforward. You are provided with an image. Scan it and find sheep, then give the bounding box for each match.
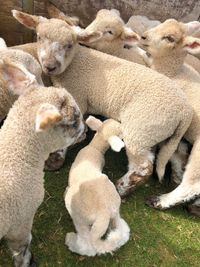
[126,15,200,75]
[0,44,44,122]
[12,10,193,198]
[139,18,200,211]
[65,115,129,256]
[0,59,85,266]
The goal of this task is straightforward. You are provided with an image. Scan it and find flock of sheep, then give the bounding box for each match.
[0,3,200,266]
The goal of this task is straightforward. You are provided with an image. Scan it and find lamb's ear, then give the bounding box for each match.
[47,3,79,26]
[74,27,102,43]
[12,10,47,30]
[185,21,200,36]
[110,9,120,17]
[121,27,140,44]
[0,38,7,49]
[183,36,200,54]
[108,136,125,152]
[0,60,37,95]
[86,116,103,131]
[36,103,62,132]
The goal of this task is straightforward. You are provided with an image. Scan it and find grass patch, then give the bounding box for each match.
[0,136,200,267]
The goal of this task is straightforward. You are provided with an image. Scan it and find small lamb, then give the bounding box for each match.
[12,10,193,199]
[65,116,129,256]
[126,15,200,75]
[0,59,85,266]
[140,19,200,211]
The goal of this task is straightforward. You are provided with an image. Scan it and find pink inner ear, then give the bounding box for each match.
[17,13,36,28]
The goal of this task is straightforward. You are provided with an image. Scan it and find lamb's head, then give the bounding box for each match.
[86,116,124,152]
[0,60,86,151]
[126,15,160,36]
[83,9,140,50]
[140,19,200,58]
[12,10,102,75]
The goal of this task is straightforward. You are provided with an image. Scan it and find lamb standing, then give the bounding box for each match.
[139,19,200,212]
[0,60,85,266]
[65,116,129,256]
[12,10,193,198]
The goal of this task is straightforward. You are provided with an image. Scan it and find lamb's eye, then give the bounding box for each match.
[107,30,113,35]
[163,36,175,43]
[37,35,41,41]
[65,44,72,49]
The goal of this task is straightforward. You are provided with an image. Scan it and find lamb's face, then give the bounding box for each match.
[86,9,124,43]
[140,19,186,58]
[36,19,78,75]
[85,9,139,50]
[12,10,102,75]
[35,88,86,150]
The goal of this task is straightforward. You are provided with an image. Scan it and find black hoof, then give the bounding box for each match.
[186,204,200,217]
[44,151,65,171]
[146,196,162,209]
[29,254,37,267]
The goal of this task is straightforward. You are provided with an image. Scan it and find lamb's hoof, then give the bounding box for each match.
[29,253,37,267]
[115,180,134,198]
[44,151,65,171]
[146,196,163,209]
[186,204,200,217]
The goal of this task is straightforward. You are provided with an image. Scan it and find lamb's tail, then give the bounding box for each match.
[90,213,130,255]
[156,116,192,182]
[0,38,7,49]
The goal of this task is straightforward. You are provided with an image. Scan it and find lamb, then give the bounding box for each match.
[12,10,193,198]
[126,15,200,75]
[0,42,43,122]
[65,115,129,256]
[0,59,85,266]
[139,18,200,212]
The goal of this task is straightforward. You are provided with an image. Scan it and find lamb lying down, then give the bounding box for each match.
[65,116,130,256]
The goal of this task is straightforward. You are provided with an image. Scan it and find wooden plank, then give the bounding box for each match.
[22,0,34,43]
[50,0,200,27]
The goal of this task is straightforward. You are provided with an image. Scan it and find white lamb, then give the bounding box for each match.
[0,59,85,266]
[126,15,200,75]
[12,10,193,198]
[65,116,129,256]
[139,19,200,212]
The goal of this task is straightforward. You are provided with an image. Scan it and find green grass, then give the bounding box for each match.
[0,136,200,267]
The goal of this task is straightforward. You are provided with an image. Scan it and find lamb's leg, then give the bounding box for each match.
[147,140,200,209]
[116,148,154,197]
[170,141,189,185]
[66,219,96,256]
[6,218,36,267]
[187,198,200,217]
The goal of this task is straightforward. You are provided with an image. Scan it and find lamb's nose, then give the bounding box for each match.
[46,66,56,72]
[141,35,147,40]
